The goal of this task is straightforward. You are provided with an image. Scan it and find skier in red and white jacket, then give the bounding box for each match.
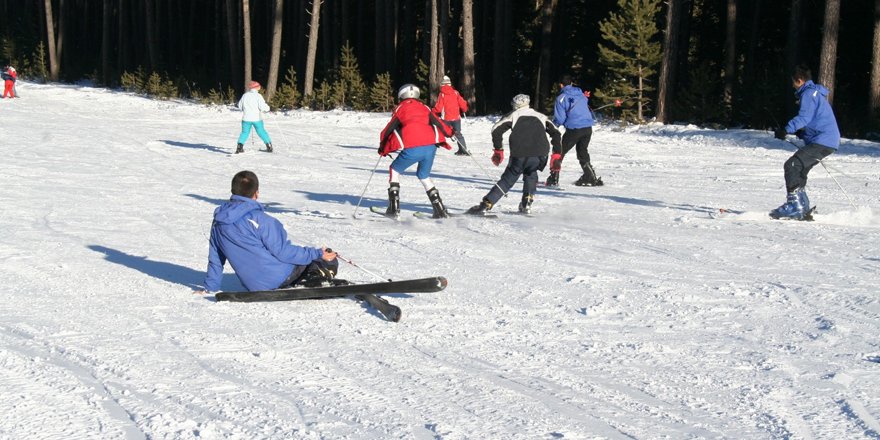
[432,75,470,156]
[378,84,455,219]
[2,66,17,98]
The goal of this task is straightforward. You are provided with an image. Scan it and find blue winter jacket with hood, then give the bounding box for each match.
[785,80,840,149]
[553,85,594,129]
[204,195,323,292]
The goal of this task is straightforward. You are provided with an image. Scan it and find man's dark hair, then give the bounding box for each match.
[560,74,575,86]
[793,65,812,82]
[231,170,259,197]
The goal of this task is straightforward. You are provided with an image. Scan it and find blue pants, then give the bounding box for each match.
[237,120,272,144]
[485,156,547,204]
[390,145,437,179]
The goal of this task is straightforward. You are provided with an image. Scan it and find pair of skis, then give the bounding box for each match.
[369,206,498,219]
[215,276,448,322]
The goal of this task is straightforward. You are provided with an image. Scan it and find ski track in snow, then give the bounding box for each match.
[1,82,879,439]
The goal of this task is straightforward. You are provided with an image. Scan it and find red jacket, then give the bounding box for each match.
[432,85,468,121]
[379,99,454,155]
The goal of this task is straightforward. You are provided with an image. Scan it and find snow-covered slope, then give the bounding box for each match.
[1,82,878,439]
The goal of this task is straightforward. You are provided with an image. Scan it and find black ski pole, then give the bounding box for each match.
[352,155,385,218]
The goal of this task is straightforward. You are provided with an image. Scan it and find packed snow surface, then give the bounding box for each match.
[1,82,879,439]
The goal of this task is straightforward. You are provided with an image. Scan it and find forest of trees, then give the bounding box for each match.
[0,0,878,139]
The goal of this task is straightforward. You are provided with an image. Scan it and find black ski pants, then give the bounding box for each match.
[559,126,594,169]
[783,143,835,192]
[485,156,547,205]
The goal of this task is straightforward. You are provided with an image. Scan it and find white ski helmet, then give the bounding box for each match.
[397,84,420,100]
[511,93,530,109]
[441,75,451,85]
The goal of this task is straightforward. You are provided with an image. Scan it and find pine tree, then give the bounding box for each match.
[269,67,301,110]
[596,0,662,122]
[370,72,395,112]
[334,42,369,110]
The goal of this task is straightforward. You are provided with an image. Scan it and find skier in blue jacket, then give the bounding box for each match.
[548,75,602,187]
[770,65,840,220]
[202,171,338,292]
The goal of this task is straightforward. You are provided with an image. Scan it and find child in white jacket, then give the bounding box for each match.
[236,81,273,153]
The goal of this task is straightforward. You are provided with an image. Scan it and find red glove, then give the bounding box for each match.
[437,142,453,150]
[491,149,504,166]
[549,153,563,172]
[584,90,591,98]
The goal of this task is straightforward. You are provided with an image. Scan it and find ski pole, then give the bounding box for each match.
[351,155,384,218]
[784,138,858,210]
[451,137,510,200]
[268,114,292,150]
[335,253,391,282]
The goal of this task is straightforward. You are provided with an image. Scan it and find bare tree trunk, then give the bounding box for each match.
[44,0,60,81]
[242,0,252,85]
[723,0,736,113]
[118,0,129,73]
[304,0,322,97]
[657,0,682,123]
[818,0,840,103]
[267,0,284,101]
[375,0,386,74]
[102,0,111,85]
[429,0,446,102]
[491,0,512,111]
[461,0,475,110]
[535,0,558,107]
[872,0,880,117]
[145,0,158,71]
[225,0,241,91]
[784,0,803,114]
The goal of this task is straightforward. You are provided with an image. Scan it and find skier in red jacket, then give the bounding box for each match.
[2,66,16,98]
[378,84,455,218]
[432,75,470,156]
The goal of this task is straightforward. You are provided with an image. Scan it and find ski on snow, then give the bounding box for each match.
[369,205,498,219]
[214,276,448,322]
[710,207,816,221]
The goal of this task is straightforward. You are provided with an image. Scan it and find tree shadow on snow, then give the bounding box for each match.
[184,193,303,214]
[161,140,228,154]
[290,189,431,212]
[87,245,243,292]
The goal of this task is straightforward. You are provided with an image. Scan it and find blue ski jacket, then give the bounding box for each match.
[785,80,840,149]
[204,195,323,292]
[553,85,594,129]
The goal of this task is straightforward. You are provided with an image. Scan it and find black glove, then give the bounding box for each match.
[774,127,787,140]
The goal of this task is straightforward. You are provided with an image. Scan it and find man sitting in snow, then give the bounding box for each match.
[200,171,338,293]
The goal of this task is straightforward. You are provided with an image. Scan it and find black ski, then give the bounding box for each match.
[413,211,499,219]
[215,276,447,323]
[356,294,402,322]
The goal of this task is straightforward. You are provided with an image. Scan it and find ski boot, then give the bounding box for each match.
[235,143,244,154]
[574,175,604,186]
[545,171,560,188]
[426,187,449,218]
[574,163,604,186]
[769,191,804,220]
[466,199,494,216]
[518,194,534,214]
[454,147,471,156]
[265,143,273,153]
[385,183,401,218]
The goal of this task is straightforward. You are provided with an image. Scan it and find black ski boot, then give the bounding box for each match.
[385,183,401,218]
[265,143,273,153]
[518,194,534,214]
[235,143,244,154]
[426,187,449,218]
[466,199,494,216]
[545,171,560,187]
[454,147,471,156]
[574,163,603,186]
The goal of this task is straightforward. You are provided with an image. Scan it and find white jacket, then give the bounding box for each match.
[238,90,270,122]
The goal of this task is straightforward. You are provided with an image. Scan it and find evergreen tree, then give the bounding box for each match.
[370,72,395,112]
[596,0,662,122]
[269,67,301,110]
[333,42,369,110]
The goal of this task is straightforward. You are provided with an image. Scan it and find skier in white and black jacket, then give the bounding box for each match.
[467,94,561,215]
